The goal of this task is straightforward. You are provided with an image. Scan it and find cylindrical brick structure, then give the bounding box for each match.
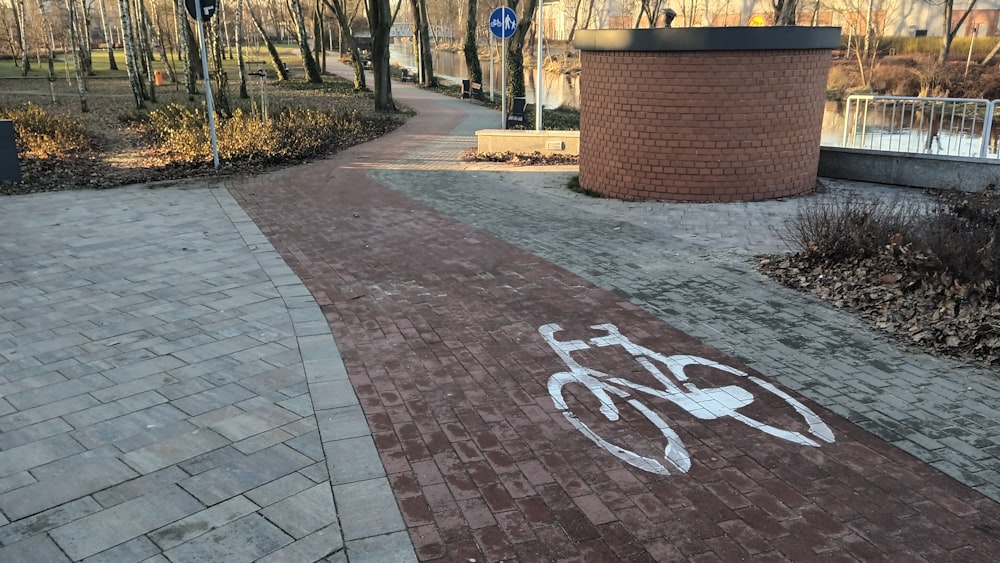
[574,27,841,202]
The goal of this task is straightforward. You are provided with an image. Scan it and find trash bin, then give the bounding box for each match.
[0,120,21,183]
[154,70,164,85]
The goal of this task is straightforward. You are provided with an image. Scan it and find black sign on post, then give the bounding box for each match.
[185,0,216,21]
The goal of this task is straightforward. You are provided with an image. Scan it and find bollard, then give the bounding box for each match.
[0,120,20,183]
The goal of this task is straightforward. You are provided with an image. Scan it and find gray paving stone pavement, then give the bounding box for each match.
[0,185,413,561]
[2,64,999,561]
[365,84,1000,504]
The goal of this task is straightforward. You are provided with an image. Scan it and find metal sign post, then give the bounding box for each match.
[186,0,220,169]
[535,1,544,130]
[489,7,517,129]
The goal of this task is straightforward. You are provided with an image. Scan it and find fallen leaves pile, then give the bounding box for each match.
[461,149,579,166]
[759,240,1000,365]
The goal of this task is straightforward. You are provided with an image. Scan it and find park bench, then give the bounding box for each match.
[461,79,483,101]
[400,68,415,82]
[506,97,527,128]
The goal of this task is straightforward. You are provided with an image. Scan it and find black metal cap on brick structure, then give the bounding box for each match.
[574,26,842,52]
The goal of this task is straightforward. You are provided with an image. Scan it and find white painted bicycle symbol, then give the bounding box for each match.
[541,323,835,475]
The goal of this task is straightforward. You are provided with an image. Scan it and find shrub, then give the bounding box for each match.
[785,195,919,262]
[786,192,1000,288]
[137,103,400,164]
[0,103,92,158]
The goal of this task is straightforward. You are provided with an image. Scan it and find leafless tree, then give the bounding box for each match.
[505,0,538,100]
[97,0,120,69]
[461,0,480,84]
[322,0,366,89]
[289,0,324,81]
[932,0,978,65]
[119,0,147,106]
[34,0,56,77]
[65,0,89,110]
[773,0,797,25]
[368,0,395,110]
[236,0,249,96]
[77,0,94,74]
[409,0,435,85]
[16,0,30,74]
[247,4,291,79]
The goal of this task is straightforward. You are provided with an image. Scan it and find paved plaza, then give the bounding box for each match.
[0,66,999,561]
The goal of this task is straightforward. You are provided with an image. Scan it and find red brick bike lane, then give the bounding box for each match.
[228,96,1000,561]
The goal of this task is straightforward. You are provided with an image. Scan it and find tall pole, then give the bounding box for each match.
[502,38,506,129]
[535,0,543,130]
[966,24,978,76]
[489,34,494,102]
[194,0,220,168]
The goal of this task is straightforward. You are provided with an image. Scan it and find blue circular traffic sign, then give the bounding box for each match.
[489,7,517,39]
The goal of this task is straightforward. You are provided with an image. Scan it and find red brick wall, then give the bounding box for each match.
[579,49,832,202]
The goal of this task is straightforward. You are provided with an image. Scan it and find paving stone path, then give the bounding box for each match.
[228,70,1000,560]
[0,186,409,561]
[0,64,999,561]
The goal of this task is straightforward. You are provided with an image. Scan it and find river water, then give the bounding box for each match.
[389,42,855,146]
[389,42,580,109]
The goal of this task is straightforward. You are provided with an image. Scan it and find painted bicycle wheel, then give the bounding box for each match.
[548,370,692,475]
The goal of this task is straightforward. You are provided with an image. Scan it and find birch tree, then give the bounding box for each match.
[65,0,89,110]
[16,0,29,74]
[97,0,119,69]
[120,0,147,107]
[151,0,176,80]
[77,0,94,73]
[322,0,366,89]
[290,0,324,81]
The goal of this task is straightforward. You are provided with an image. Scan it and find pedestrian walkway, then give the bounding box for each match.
[0,63,997,562]
[238,65,1000,559]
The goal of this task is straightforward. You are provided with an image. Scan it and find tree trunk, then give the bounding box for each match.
[65,0,89,110]
[36,0,57,77]
[408,0,435,85]
[16,0,30,75]
[137,0,157,102]
[313,0,323,68]
[119,0,147,107]
[236,0,248,97]
[462,0,481,84]
[97,0,119,69]
[290,0,323,82]
[210,15,232,116]
[322,0,366,89]
[940,0,979,66]
[981,37,1000,65]
[175,0,197,95]
[151,0,176,81]
[566,0,585,41]
[368,0,395,111]
[506,0,537,100]
[776,0,796,25]
[78,0,94,74]
[248,5,291,80]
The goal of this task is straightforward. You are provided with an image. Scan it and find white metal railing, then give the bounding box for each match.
[840,95,1000,159]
